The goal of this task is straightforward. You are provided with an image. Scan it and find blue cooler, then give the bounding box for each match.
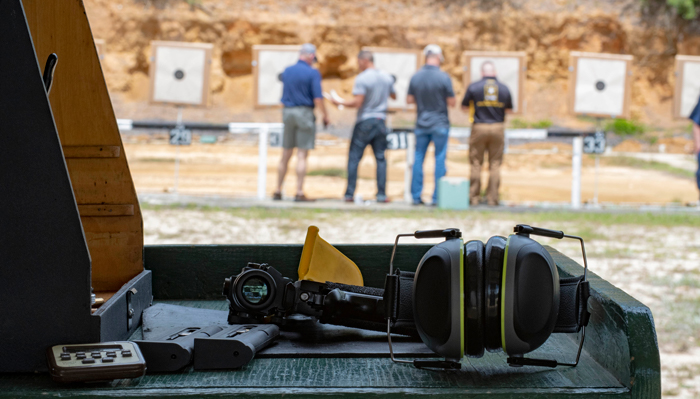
[437,177,469,210]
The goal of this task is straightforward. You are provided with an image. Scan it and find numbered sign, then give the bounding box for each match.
[269,131,283,147]
[583,131,606,154]
[169,128,192,145]
[386,131,409,150]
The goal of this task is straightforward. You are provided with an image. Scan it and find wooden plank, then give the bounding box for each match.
[62,145,120,158]
[78,204,134,217]
[23,0,144,293]
[144,244,434,299]
[550,247,661,399]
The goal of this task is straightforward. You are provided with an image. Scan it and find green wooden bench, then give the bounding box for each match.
[0,245,660,398]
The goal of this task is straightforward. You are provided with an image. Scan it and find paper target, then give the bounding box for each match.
[253,45,302,108]
[149,41,213,107]
[569,52,632,118]
[673,55,700,119]
[362,47,422,109]
[462,51,526,114]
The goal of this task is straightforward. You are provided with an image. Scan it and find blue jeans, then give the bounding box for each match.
[345,118,388,199]
[411,127,449,203]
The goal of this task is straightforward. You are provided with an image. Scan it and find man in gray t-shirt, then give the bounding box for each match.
[407,44,455,205]
[332,50,396,203]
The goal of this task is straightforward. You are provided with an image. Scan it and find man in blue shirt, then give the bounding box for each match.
[273,43,329,202]
[689,96,700,203]
[407,44,456,206]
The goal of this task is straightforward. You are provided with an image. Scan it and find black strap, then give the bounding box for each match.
[383,270,416,332]
[554,275,590,333]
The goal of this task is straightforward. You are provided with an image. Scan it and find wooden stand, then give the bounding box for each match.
[0,0,151,372]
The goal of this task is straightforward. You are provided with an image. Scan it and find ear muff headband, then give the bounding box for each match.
[464,240,484,357]
[483,236,506,352]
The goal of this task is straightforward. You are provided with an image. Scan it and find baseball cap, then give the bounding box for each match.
[300,43,318,62]
[423,44,444,62]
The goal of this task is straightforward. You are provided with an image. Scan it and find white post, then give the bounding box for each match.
[404,133,415,204]
[174,145,180,194]
[257,127,268,200]
[571,136,583,209]
[593,155,599,205]
[173,107,183,194]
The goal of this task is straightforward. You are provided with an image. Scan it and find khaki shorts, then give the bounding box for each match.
[282,106,316,150]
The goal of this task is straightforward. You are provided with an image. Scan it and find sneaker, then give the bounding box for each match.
[412,199,425,206]
[344,196,354,203]
[376,196,391,204]
[272,192,282,201]
[294,194,315,202]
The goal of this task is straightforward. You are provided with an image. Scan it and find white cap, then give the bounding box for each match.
[423,44,444,62]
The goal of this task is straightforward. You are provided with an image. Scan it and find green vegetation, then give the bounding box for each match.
[509,118,529,129]
[509,118,553,129]
[140,203,700,227]
[308,168,347,178]
[665,0,700,19]
[603,155,695,179]
[604,118,646,136]
[531,119,553,129]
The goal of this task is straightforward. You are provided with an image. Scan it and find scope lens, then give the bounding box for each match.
[241,277,269,304]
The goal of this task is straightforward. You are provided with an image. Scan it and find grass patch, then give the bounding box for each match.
[509,118,552,129]
[603,156,695,179]
[140,203,700,227]
[308,168,347,178]
[604,118,646,136]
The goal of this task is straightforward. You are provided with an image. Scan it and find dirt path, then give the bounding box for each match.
[123,140,699,204]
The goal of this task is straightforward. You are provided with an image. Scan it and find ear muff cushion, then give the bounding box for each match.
[483,236,507,352]
[464,240,484,357]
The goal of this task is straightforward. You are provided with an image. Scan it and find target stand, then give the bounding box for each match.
[673,55,700,119]
[568,51,632,208]
[149,41,213,193]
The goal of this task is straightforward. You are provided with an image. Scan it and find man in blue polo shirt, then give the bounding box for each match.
[689,95,700,204]
[273,43,329,202]
[407,44,456,206]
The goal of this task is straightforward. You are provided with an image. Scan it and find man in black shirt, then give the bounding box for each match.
[461,61,513,206]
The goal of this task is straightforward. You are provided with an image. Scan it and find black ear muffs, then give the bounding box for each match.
[464,240,484,358]
[413,238,463,360]
[500,234,560,356]
[412,230,569,363]
[483,236,507,352]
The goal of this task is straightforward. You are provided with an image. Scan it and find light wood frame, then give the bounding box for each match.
[148,41,214,107]
[568,51,633,119]
[673,54,700,119]
[361,46,423,111]
[461,51,527,115]
[252,44,302,109]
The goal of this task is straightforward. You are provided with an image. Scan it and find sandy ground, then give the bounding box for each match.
[141,206,700,398]
[123,138,700,205]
